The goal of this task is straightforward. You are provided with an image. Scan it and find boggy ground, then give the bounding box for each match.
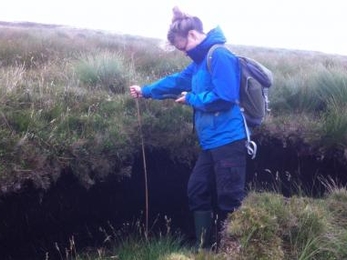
[0,135,346,259]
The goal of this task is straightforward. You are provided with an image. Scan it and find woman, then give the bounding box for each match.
[129,7,247,250]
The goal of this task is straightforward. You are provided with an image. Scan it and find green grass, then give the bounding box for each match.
[0,23,198,192]
[1,23,347,192]
[74,51,129,93]
[218,185,347,260]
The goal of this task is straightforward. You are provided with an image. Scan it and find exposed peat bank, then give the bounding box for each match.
[0,136,346,259]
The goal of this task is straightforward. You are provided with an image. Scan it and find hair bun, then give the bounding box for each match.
[172,6,189,22]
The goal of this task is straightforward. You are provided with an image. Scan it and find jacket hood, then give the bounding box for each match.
[186,26,227,63]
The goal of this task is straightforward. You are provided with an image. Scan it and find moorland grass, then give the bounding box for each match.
[1,23,347,192]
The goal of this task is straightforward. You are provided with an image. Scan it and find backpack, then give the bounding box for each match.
[207,44,274,158]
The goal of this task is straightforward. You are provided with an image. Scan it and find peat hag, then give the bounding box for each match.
[0,137,346,259]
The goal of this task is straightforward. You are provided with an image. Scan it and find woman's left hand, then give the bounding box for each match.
[175,92,187,104]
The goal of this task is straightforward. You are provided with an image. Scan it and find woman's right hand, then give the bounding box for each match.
[129,85,143,98]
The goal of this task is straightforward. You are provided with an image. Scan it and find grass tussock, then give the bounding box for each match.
[219,186,347,260]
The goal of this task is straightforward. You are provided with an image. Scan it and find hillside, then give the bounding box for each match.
[1,21,347,260]
[2,21,347,195]
[1,21,347,194]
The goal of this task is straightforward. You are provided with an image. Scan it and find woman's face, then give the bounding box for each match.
[174,36,189,52]
[173,31,197,53]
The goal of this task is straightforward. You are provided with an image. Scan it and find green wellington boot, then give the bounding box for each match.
[194,210,213,251]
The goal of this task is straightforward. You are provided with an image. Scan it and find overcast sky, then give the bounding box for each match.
[1,0,347,56]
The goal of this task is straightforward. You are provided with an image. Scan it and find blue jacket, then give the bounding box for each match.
[141,27,246,150]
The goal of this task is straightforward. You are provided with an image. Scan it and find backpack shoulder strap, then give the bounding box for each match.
[206,44,229,73]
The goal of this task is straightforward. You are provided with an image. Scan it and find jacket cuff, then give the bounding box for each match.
[185,92,193,106]
[141,86,151,98]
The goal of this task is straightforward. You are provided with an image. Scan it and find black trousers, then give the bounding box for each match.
[187,139,246,213]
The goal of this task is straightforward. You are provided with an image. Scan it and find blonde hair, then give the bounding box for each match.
[167,6,203,44]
